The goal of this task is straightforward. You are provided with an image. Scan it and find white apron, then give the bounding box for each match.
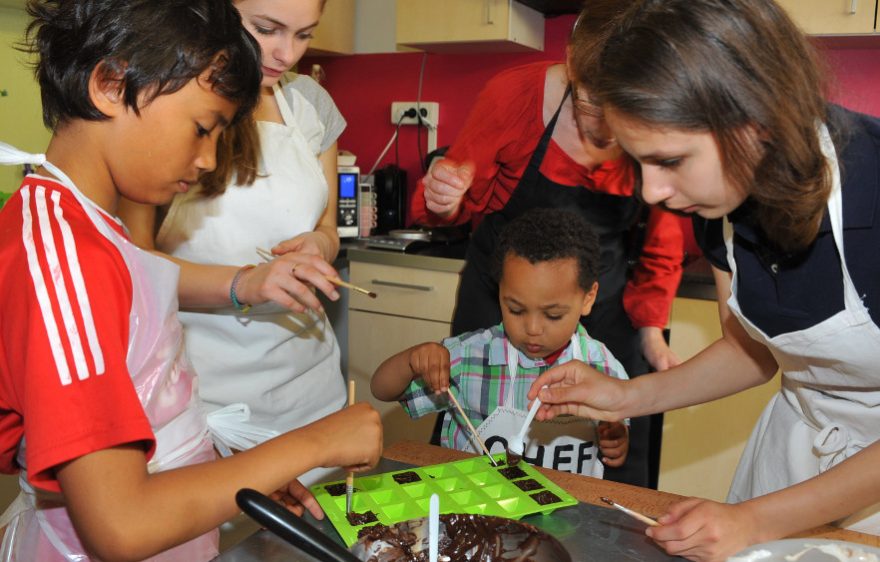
[725,125,880,534]
[466,335,604,477]
[0,151,218,561]
[155,84,345,485]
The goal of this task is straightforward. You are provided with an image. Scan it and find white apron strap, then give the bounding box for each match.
[207,403,280,458]
[273,83,296,126]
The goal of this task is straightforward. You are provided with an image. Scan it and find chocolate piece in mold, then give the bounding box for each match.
[529,490,562,505]
[346,510,379,526]
[392,471,422,484]
[513,478,543,492]
[325,483,352,496]
[498,466,528,480]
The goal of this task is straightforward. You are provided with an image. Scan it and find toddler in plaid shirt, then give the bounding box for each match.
[372,208,630,475]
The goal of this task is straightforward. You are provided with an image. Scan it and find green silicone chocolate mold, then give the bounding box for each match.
[309,453,578,546]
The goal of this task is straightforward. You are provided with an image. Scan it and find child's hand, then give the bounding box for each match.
[598,421,629,467]
[409,343,451,394]
[270,479,324,520]
[310,403,382,472]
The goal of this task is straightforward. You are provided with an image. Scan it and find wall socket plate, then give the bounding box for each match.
[390,101,439,127]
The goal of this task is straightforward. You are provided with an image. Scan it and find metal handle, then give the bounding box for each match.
[484,0,494,25]
[850,0,857,14]
[236,489,359,562]
[371,279,433,292]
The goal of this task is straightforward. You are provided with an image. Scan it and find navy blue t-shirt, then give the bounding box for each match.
[694,107,880,338]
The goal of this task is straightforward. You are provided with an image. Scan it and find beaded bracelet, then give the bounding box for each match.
[230,264,256,313]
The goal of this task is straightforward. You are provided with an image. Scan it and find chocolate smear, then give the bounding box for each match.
[347,510,379,526]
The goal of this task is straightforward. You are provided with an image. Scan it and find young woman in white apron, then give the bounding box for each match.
[724,125,880,533]
[527,1,880,558]
[156,81,347,485]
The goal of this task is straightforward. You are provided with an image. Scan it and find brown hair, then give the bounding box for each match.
[579,0,836,253]
[566,0,631,89]
[199,114,261,196]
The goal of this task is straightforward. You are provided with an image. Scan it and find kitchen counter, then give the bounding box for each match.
[216,442,879,561]
[342,243,717,301]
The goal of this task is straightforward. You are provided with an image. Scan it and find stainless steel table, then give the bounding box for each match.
[215,457,676,562]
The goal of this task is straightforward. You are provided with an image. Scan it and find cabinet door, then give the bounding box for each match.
[776,0,876,34]
[348,310,452,446]
[659,298,780,501]
[349,262,460,323]
[309,0,355,54]
[396,0,544,53]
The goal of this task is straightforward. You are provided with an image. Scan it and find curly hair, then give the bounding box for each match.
[491,208,600,291]
[579,0,840,253]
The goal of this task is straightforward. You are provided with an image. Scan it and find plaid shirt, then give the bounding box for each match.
[399,323,628,452]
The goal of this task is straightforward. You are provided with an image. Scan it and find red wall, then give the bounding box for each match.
[303,16,880,228]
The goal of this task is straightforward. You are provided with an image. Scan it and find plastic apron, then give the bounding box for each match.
[0,149,218,561]
[155,84,345,485]
[725,125,880,534]
[464,335,604,477]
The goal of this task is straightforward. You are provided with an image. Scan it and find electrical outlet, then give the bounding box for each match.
[390,101,439,127]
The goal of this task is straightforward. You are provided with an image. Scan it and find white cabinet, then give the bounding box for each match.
[309,0,356,55]
[347,257,463,446]
[659,297,781,501]
[396,0,544,53]
[777,0,877,35]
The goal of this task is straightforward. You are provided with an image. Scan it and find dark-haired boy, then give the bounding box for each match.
[0,1,380,560]
[372,208,629,477]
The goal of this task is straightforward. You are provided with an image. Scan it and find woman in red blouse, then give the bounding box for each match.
[410,3,686,488]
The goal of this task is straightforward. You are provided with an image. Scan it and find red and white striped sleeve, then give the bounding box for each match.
[0,177,154,492]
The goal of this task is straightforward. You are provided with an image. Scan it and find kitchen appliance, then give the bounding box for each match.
[337,165,359,239]
[357,176,376,238]
[373,164,406,234]
[365,225,470,257]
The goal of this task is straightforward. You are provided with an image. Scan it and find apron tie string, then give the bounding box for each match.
[207,403,280,458]
[812,421,867,472]
[0,142,45,167]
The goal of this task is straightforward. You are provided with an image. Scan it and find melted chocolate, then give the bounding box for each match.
[497,466,528,480]
[358,523,389,540]
[529,490,561,505]
[347,510,379,526]
[325,483,348,496]
[513,478,543,492]
[356,513,571,562]
[392,471,422,484]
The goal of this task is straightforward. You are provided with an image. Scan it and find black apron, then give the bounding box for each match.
[451,89,654,487]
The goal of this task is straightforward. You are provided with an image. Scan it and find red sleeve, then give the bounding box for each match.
[410,62,554,227]
[0,180,155,493]
[623,207,685,329]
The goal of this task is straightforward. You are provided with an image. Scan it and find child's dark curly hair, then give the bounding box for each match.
[491,208,600,291]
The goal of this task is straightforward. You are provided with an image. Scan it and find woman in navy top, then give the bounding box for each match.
[527,0,880,560]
